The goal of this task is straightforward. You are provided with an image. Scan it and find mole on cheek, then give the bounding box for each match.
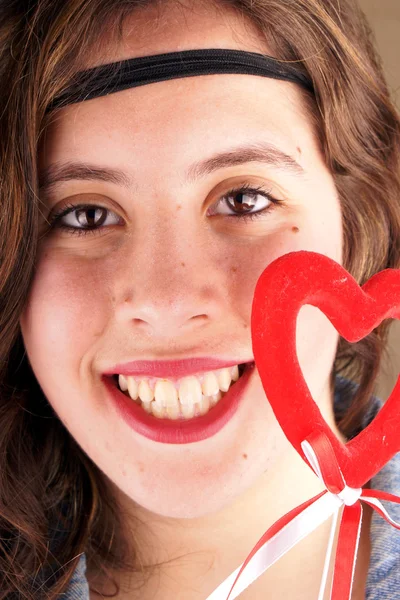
[292,226,300,233]
[242,453,248,460]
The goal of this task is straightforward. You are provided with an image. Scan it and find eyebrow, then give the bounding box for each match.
[186,142,305,182]
[38,141,305,197]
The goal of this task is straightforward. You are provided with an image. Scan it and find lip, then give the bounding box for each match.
[102,361,256,444]
[104,357,254,379]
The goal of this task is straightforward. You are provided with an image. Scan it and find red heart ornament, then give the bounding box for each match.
[251,250,400,489]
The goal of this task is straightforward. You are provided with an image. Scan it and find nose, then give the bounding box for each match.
[114,218,224,338]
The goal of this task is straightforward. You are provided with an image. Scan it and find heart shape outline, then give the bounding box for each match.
[251,250,400,488]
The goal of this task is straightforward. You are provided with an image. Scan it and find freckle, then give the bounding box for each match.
[176,204,182,211]
[243,323,248,329]
[292,226,299,233]
[231,266,237,273]
[181,262,186,267]
[242,453,248,459]
[296,146,302,155]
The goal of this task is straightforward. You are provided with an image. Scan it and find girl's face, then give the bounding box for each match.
[20,3,343,519]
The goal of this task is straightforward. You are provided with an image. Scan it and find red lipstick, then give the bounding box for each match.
[102,361,255,444]
[104,357,252,379]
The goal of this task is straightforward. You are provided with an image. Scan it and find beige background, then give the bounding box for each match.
[358,0,400,399]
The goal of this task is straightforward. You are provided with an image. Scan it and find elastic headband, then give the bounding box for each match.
[47,48,314,112]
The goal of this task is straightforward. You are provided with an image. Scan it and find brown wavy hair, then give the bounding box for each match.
[0,0,399,597]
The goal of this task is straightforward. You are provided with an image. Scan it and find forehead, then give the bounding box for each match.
[39,1,316,178]
[40,73,311,179]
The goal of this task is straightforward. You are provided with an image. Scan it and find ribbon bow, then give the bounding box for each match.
[205,430,400,600]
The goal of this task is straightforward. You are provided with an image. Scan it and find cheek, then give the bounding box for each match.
[225,219,341,318]
[20,252,111,384]
[226,219,342,401]
[221,228,304,317]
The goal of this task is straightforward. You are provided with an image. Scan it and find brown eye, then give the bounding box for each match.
[47,203,122,237]
[208,183,280,219]
[74,207,108,228]
[225,189,262,213]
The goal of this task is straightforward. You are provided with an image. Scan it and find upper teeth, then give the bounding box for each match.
[118,365,240,408]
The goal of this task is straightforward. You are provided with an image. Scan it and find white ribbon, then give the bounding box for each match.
[204,441,364,600]
[205,492,342,600]
[301,439,362,506]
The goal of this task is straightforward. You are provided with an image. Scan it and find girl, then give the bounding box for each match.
[0,0,399,598]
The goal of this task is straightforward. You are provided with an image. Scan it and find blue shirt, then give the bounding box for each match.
[62,378,400,599]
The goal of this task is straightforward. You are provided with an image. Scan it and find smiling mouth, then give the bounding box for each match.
[110,362,250,420]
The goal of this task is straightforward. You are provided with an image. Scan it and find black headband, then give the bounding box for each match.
[47,48,313,113]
